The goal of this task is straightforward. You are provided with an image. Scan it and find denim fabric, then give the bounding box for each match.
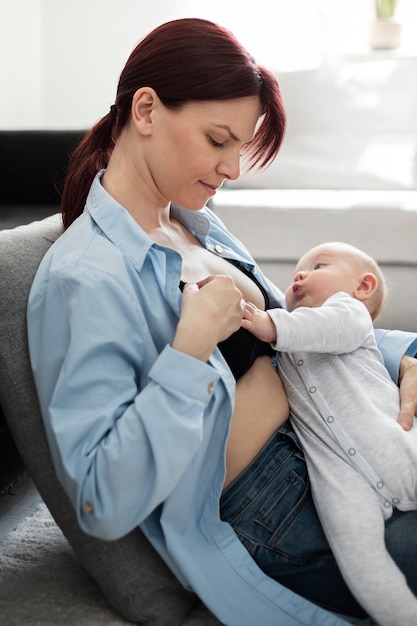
[220,421,417,619]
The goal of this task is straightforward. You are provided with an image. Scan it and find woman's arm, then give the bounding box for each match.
[374,328,417,381]
[397,355,417,430]
[374,329,417,430]
[28,269,241,541]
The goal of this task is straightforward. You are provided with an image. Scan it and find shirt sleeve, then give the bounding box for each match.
[29,266,220,540]
[271,293,374,354]
[374,328,417,382]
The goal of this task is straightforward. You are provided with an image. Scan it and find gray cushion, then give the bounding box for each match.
[0,215,222,625]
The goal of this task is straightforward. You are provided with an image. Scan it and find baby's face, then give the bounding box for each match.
[285,244,361,311]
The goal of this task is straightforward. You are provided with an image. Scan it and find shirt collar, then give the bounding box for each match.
[85,171,211,270]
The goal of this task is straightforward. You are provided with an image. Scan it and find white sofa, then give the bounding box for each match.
[213,55,417,332]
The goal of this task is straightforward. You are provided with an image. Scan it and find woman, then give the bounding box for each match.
[27,18,417,626]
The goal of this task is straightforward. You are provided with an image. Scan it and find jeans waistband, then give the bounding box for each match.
[220,421,304,519]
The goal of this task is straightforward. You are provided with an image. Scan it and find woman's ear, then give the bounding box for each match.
[354,273,378,302]
[131,87,158,135]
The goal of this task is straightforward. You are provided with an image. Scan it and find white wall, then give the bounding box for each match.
[6,0,307,129]
[1,0,193,129]
[0,0,44,128]
[1,0,416,130]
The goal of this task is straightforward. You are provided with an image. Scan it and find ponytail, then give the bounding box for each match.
[60,112,116,229]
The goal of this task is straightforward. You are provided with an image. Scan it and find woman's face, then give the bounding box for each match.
[146,95,261,210]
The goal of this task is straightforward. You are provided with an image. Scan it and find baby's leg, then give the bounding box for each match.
[306,451,417,626]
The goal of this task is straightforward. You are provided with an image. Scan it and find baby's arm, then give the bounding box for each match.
[241,302,277,343]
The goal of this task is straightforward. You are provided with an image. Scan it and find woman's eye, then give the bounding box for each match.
[208,136,224,148]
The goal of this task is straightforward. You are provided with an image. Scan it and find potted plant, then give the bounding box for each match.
[370,0,402,50]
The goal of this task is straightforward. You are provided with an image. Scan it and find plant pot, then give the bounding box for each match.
[370,17,402,50]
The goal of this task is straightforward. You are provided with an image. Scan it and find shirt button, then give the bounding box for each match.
[376,481,384,489]
[348,448,356,456]
[309,386,316,394]
[214,244,223,254]
[83,502,94,515]
[207,382,214,394]
[297,359,304,366]
[392,497,400,505]
[327,416,334,423]
[384,500,391,508]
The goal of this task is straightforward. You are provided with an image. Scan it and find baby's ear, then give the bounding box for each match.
[354,272,378,302]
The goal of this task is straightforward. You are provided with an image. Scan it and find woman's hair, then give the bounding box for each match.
[61,18,286,229]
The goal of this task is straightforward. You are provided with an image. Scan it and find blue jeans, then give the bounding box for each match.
[220,421,417,619]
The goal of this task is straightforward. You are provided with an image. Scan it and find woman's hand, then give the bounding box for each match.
[398,355,417,430]
[172,275,244,362]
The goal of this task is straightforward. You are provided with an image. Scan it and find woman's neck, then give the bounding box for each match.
[102,143,171,232]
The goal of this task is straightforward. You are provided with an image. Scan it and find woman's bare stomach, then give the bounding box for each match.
[224,356,290,489]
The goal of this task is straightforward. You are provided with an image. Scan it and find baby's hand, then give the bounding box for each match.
[241,301,259,330]
[241,302,277,343]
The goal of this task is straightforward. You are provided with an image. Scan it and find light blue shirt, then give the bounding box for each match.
[27,172,417,626]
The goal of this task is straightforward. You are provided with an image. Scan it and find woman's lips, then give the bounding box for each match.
[200,181,219,196]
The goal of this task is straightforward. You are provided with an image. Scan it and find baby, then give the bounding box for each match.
[242,241,417,626]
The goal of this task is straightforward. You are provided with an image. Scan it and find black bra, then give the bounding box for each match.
[179,260,282,381]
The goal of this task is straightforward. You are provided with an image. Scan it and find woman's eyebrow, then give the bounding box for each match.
[214,124,239,142]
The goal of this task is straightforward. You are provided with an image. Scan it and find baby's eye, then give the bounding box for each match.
[208,136,224,148]
[314,263,324,270]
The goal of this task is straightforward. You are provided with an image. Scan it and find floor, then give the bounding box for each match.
[0,476,132,626]
[0,474,42,541]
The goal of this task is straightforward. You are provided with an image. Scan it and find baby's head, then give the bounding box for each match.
[285,242,387,321]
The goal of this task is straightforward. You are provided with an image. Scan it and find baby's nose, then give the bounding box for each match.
[294,270,307,282]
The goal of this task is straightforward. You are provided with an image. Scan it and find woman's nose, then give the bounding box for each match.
[217,152,241,181]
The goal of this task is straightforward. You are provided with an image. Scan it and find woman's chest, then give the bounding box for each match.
[180,244,266,309]
[149,218,266,309]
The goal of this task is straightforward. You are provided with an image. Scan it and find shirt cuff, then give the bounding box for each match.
[149,344,220,403]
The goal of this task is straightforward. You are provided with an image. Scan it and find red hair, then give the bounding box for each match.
[61,18,286,229]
